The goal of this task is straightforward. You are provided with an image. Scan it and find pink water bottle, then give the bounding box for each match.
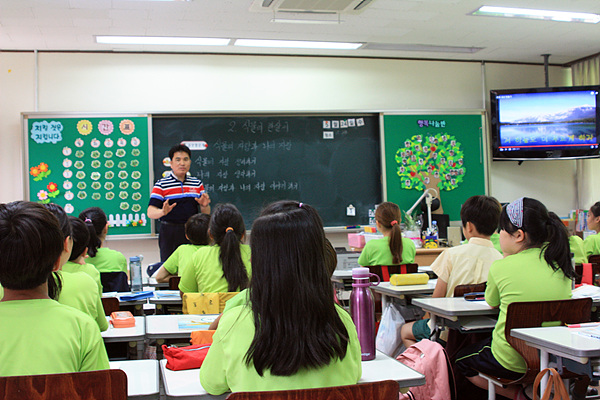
[350,267,380,361]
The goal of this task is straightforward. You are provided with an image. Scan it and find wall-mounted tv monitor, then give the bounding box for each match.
[490,85,600,161]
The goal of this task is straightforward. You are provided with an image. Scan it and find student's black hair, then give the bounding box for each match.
[185,213,210,246]
[0,201,64,293]
[499,197,576,280]
[78,207,107,258]
[460,195,502,236]
[68,216,90,261]
[246,201,349,376]
[375,202,404,264]
[168,144,192,160]
[590,202,600,218]
[209,203,248,292]
[43,203,72,299]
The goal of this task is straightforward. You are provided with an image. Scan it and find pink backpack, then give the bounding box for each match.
[396,339,456,400]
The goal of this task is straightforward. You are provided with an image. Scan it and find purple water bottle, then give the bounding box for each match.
[350,267,380,361]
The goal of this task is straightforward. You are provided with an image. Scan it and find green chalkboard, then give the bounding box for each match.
[152,114,382,227]
[383,113,487,221]
[24,114,152,236]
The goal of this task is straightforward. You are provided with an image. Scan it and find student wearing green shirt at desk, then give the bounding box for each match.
[584,201,600,258]
[79,207,128,274]
[358,201,416,267]
[0,201,109,376]
[63,216,103,293]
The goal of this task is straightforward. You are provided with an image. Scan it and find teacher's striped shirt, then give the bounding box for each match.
[148,172,205,224]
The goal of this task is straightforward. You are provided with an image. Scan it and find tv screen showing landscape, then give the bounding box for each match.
[490,86,600,160]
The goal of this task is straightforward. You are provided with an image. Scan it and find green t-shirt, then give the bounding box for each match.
[0,299,109,376]
[57,270,108,332]
[163,244,203,276]
[179,244,251,293]
[570,235,588,264]
[584,233,600,257]
[0,285,3,301]
[490,232,502,254]
[63,261,103,293]
[357,236,416,266]
[199,304,362,394]
[88,247,127,274]
[222,289,249,314]
[485,247,572,373]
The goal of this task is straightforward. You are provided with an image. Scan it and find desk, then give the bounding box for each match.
[145,276,169,289]
[372,280,437,311]
[101,316,146,359]
[146,314,218,358]
[102,291,153,315]
[148,290,182,313]
[159,350,424,399]
[110,360,159,399]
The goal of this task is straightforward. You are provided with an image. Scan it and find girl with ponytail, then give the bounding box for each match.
[78,207,127,274]
[358,201,416,267]
[456,197,574,400]
[179,203,250,293]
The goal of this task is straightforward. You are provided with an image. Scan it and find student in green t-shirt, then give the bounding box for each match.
[200,201,361,394]
[584,201,600,257]
[0,201,109,376]
[455,198,575,400]
[154,213,210,283]
[63,216,103,293]
[79,207,127,274]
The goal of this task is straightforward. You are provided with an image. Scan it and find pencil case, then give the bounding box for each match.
[119,290,154,301]
[110,311,136,328]
[390,273,429,286]
[464,292,486,301]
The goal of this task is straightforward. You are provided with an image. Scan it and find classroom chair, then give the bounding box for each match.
[100,272,130,292]
[224,380,399,400]
[169,275,181,290]
[101,296,120,316]
[0,369,127,400]
[479,297,592,400]
[588,255,600,264]
[146,262,163,277]
[575,263,600,285]
[367,264,418,282]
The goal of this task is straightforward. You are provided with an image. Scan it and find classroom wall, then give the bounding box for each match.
[0,51,581,263]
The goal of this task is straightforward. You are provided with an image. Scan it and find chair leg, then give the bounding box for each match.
[488,379,496,400]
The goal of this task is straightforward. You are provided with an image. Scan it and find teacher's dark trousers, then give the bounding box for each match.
[158,222,190,262]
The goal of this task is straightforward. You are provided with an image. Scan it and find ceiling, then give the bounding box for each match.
[0,0,599,65]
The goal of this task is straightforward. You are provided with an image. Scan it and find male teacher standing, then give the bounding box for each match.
[147,144,211,262]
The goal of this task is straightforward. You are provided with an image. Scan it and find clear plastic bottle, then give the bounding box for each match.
[349,267,380,361]
[129,256,142,292]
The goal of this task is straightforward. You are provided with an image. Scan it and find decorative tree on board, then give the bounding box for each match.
[395,133,466,214]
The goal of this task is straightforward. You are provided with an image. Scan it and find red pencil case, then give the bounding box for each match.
[162,344,211,371]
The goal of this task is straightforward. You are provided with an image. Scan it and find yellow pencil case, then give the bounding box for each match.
[390,273,429,286]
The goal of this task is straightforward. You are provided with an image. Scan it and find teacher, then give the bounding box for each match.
[147,144,211,262]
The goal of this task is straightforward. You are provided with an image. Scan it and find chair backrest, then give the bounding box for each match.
[588,254,600,264]
[453,282,486,298]
[0,369,127,400]
[504,298,592,384]
[101,296,120,316]
[367,264,418,282]
[146,262,163,277]
[225,380,399,400]
[574,263,600,284]
[169,276,181,290]
[100,272,130,292]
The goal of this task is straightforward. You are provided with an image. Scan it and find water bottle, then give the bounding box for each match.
[349,267,380,361]
[129,256,142,292]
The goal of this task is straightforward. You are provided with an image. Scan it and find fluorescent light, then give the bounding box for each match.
[271,11,341,24]
[363,42,483,54]
[271,17,341,24]
[472,6,600,24]
[234,39,361,50]
[95,36,230,46]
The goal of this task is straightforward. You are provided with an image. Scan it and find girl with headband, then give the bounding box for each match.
[179,203,250,293]
[358,201,416,267]
[455,197,575,400]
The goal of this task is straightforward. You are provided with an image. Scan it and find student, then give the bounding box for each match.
[199,201,361,394]
[571,234,588,264]
[63,216,103,293]
[79,207,127,274]
[0,201,109,376]
[401,195,503,347]
[45,204,108,332]
[455,197,575,400]
[358,201,416,267]
[179,203,251,293]
[154,213,210,283]
[584,202,600,257]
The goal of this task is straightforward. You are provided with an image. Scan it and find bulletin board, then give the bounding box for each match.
[382,112,488,221]
[23,114,153,237]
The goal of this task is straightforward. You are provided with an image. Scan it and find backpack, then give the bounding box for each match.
[396,339,456,400]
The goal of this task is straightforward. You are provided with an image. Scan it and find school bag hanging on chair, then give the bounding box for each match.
[396,339,456,400]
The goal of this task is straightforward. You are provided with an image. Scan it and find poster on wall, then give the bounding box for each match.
[24,114,153,237]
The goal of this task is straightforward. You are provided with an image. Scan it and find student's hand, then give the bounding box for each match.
[162,199,177,216]
[196,193,211,207]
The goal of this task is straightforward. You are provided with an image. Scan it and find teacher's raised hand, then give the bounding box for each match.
[162,199,177,216]
[196,193,211,208]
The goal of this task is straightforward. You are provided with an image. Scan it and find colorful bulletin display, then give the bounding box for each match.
[24,114,153,236]
[383,113,487,221]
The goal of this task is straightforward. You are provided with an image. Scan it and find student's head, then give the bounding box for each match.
[0,201,64,291]
[499,197,575,279]
[460,195,502,238]
[68,216,90,261]
[78,207,107,257]
[247,201,349,376]
[168,144,192,178]
[185,213,210,246]
[43,203,73,266]
[210,203,248,292]
[375,202,404,264]
[588,202,600,231]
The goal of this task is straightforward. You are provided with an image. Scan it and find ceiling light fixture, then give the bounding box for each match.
[472,6,600,23]
[271,11,341,24]
[363,43,483,54]
[95,36,230,46]
[234,39,362,50]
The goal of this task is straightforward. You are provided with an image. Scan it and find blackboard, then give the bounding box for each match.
[24,114,153,236]
[152,114,382,227]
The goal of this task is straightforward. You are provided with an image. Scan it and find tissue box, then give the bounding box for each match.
[348,233,365,248]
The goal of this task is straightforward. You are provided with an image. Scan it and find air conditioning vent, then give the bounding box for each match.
[250,0,375,14]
